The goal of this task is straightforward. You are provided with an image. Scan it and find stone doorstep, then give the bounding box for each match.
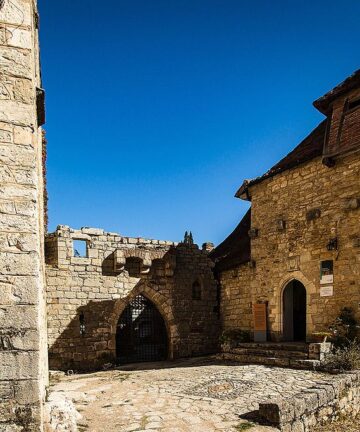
[220,342,332,369]
[230,348,308,359]
[221,342,311,367]
[219,353,321,370]
[235,342,309,352]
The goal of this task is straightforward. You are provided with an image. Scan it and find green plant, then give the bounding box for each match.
[234,422,254,431]
[220,329,251,344]
[329,307,360,347]
[322,339,360,372]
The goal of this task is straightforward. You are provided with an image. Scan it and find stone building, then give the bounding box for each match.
[0,0,359,428]
[211,70,360,343]
[0,0,48,430]
[45,226,219,371]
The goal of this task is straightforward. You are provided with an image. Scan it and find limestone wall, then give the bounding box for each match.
[220,150,360,339]
[0,0,48,430]
[259,371,360,431]
[219,264,253,332]
[45,226,219,371]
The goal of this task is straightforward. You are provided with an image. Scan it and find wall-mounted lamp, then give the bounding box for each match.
[306,208,321,221]
[326,238,338,251]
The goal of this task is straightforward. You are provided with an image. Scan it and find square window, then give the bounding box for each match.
[73,239,87,258]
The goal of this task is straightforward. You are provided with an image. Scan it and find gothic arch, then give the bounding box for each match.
[277,271,315,340]
[109,282,178,360]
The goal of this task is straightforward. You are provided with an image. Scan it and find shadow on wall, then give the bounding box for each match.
[49,298,117,371]
[48,245,220,372]
[48,280,178,372]
[101,251,120,276]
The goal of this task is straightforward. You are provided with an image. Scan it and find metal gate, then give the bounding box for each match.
[116,294,168,363]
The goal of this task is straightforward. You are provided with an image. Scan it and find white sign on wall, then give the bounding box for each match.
[320,274,334,285]
[320,285,334,297]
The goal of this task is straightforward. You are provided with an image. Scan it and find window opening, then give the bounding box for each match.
[73,239,87,257]
[192,280,202,300]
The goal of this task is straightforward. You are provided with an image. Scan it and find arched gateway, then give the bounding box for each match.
[116,294,168,363]
[283,280,307,341]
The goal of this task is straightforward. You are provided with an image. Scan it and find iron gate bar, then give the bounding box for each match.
[116,294,168,363]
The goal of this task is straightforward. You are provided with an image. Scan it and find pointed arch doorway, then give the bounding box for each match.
[283,280,307,341]
[116,294,168,363]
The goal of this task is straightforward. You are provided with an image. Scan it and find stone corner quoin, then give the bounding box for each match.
[1,0,360,430]
[0,0,48,430]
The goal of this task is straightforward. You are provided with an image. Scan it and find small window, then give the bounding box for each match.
[125,257,142,277]
[73,239,87,257]
[320,260,333,284]
[192,280,202,300]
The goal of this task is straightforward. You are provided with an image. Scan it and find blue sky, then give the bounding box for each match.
[38,0,359,245]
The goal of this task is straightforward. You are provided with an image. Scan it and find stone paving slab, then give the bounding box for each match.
[48,357,343,432]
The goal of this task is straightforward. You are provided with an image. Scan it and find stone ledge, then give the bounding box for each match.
[259,371,360,431]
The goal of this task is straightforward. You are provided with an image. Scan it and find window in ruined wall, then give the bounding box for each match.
[73,239,88,258]
[125,257,142,277]
[192,280,202,300]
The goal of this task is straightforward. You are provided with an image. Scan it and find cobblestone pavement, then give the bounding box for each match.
[49,357,342,432]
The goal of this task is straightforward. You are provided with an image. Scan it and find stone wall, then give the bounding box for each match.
[45,226,219,371]
[0,0,48,430]
[218,264,253,333]
[220,149,360,339]
[259,371,360,431]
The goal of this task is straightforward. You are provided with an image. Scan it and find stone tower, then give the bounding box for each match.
[0,0,48,429]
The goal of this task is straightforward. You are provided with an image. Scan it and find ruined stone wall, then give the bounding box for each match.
[45,226,219,371]
[220,150,360,339]
[259,371,360,431]
[0,0,48,429]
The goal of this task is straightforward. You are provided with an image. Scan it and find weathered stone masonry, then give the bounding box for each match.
[45,226,219,371]
[0,0,48,430]
[213,71,360,342]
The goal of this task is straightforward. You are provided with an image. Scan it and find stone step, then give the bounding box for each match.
[235,342,308,352]
[219,352,320,370]
[229,347,308,359]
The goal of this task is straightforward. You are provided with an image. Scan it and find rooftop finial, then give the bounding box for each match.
[183,231,194,245]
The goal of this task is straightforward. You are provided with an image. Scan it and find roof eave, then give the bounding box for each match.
[235,180,251,200]
[313,69,360,115]
[312,100,331,116]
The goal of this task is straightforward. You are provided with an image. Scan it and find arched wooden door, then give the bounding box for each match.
[283,280,307,341]
[116,294,168,363]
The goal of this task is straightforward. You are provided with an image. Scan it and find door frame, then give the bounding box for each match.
[280,277,308,342]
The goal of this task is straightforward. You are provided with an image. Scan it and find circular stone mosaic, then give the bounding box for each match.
[185,379,253,400]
